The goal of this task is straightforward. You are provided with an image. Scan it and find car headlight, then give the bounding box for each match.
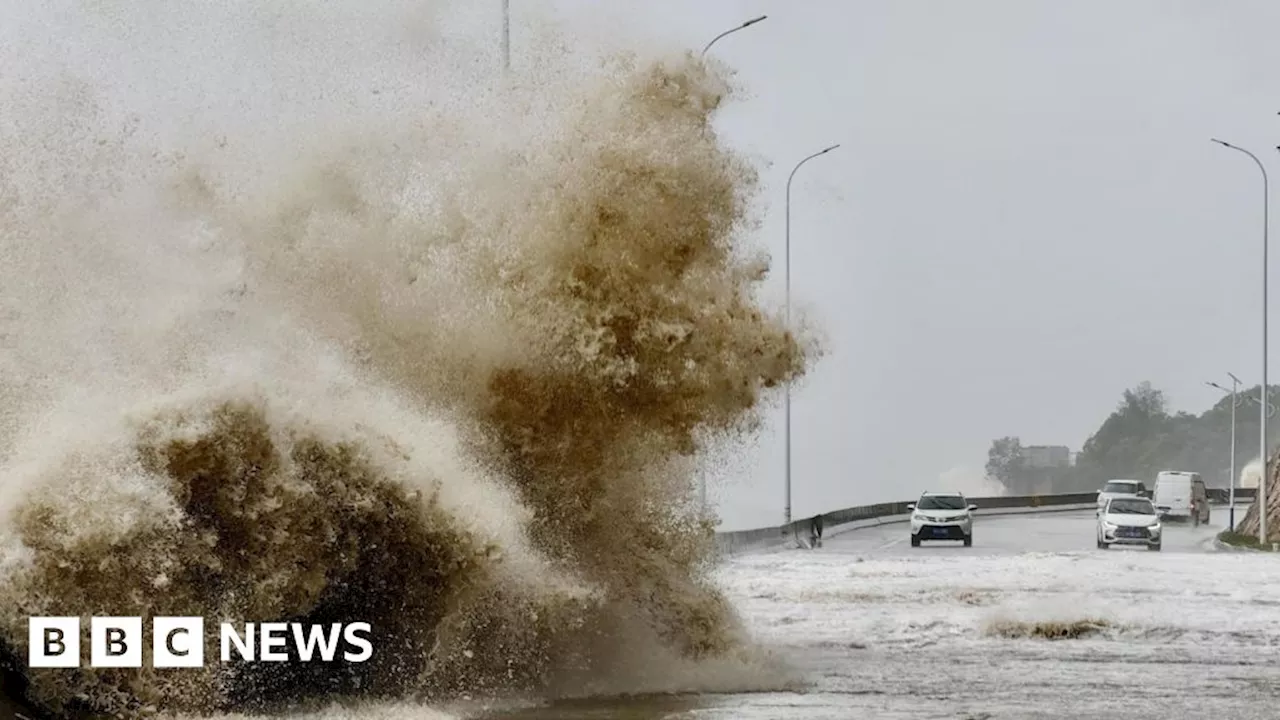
[1149,523,1161,533]
[1102,521,1117,530]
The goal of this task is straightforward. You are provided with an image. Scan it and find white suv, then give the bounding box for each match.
[909,492,976,547]
[1095,479,1147,514]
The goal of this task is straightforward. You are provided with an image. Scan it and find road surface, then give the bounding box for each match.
[481,504,1280,719]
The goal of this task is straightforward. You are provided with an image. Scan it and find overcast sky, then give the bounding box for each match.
[506,0,1280,529]
[10,0,1277,532]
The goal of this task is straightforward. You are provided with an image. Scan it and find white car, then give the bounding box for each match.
[909,492,976,547]
[1095,478,1147,514]
[1096,496,1162,551]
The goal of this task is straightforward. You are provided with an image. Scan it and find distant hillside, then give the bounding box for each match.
[987,381,1280,494]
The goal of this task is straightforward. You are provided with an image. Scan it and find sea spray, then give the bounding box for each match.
[0,1,816,716]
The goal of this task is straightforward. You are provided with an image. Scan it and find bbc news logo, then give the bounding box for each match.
[28,617,373,668]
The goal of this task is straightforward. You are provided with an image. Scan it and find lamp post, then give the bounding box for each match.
[1244,392,1278,417]
[1211,138,1269,544]
[701,16,767,57]
[1207,373,1244,529]
[693,15,767,517]
[783,144,840,526]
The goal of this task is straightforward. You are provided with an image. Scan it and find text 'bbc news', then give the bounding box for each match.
[28,617,373,668]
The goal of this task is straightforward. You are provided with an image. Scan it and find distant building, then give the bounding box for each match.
[1022,445,1071,469]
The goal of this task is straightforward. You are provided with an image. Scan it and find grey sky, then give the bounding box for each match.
[520,0,1280,529]
[8,0,1275,533]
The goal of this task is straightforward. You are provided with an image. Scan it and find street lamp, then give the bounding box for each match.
[1244,392,1279,418]
[693,15,768,518]
[1212,138,1269,545]
[783,143,840,526]
[1207,373,1244,529]
[701,16,768,57]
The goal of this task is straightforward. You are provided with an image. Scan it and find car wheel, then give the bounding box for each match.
[1148,543,1161,552]
[1099,541,1109,549]
[963,534,972,547]
[910,535,920,547]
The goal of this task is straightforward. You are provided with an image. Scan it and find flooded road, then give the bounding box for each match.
[8,508,1277,720]
[481,507,1280,719]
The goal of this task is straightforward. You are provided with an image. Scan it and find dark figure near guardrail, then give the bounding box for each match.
[809,514,823,548]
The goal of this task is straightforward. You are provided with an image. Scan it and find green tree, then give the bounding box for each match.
[987,381,1280,495]
[1073,380,1170,488]
[985,436,1025,487]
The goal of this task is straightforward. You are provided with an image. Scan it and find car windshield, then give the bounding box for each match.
[1108,498,1155,515]
[917,495,967,510]
[1102,481,1139,493]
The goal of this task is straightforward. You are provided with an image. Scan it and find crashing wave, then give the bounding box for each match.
[0,2,815,717]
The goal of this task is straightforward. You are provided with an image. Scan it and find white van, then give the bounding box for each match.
[1153,471,1209,524]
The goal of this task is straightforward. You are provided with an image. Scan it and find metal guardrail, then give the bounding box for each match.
[1207,486,1256,503]
[713,487,1256,556]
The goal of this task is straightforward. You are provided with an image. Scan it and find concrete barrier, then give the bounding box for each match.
[715,491,1107,557]
[817,503,1097,543]
[713,489,1256,557]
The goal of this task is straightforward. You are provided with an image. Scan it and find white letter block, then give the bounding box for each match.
[153,617,204,668]
[91,617,142,668]
[29,617,80,668]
